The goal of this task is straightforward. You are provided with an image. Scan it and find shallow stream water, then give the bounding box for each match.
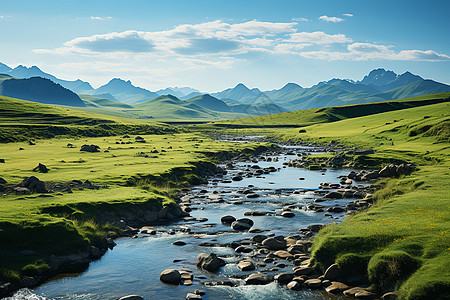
[9,146,363,300]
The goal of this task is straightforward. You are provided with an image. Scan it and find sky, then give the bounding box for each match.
[0,0,449,92]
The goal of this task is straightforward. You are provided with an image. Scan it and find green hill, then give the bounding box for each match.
[260,100,449,300]
[211,93,450,128]
[0,95,174,142]
[79,94,134,109]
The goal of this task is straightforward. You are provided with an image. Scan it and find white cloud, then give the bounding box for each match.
[289,31,352,44]
[343,13,353,17]
[34,19,449,65]
[298,42,450,61]
[292,17,309,22]
[319,15,344,22]
[91,16,112,20]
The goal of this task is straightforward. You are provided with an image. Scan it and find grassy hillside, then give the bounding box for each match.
[211,93,450,128]
[0,95,176,142]
[264,102,449,299]
[79,94,134,109]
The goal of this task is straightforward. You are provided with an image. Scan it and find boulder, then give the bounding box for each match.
[231,218,253,231]
[220,215,236,224]
[186,293,202,300]
[274,273,294,284]
[251,234,267,243]
[324,263,340,280]
[305,278,322,288]
[281,211,295,218]
[273,250,293,259]
[80,144,100,152]
[293,266,314,276]
[325,281,349,293]
[262,237,286,250]
[324,192,343,199]
[287,280,302,290]
[19,176,47,193]
[245,273,273,285]
[248,227,265,233]
[172,241,186,246]
[0,177,6,184]
[14,187,31,195]
[232,176,243,181]
[238,260,256,271]
[160,269,181,285]
[196,253,225,272]
[33,163,48,173]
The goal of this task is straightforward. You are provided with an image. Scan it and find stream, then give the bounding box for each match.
[8,145,368,300]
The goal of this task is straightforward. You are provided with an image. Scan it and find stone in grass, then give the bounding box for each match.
[160,269,181,285]
[80,144,100,153]
[33,163,48,173]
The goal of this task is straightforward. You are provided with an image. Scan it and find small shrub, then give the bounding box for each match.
[21,260,50,276]
[368,250,421,291]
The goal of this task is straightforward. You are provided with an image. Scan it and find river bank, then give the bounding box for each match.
[4,142,391,300]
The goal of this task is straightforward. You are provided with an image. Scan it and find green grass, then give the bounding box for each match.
[0,131,271,283]
[0,95,178,142]
[249,101,449,299]
[209,92,449,128]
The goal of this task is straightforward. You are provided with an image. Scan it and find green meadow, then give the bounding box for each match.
[1,92,449,299]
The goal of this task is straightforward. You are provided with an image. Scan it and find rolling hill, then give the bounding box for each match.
[210,92,450,128]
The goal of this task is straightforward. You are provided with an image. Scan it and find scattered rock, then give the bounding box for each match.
[32,163,48,173]
[245,273,273,285]
[324,263,340,280]
[293,266,314,276]
[238,260,256,271]
[262,237,286,250]
[172,241,186,246]
[305,278,322,288]
[281,211,295,218]
[118,295,144,300]
[196,253,225,272]
[274,273,294,284]
[221,215,236,224]
[287,280,302,290]
[80,144,100,152]
[325,281,349,293]
[160,269,181,285]
[186,293,202,300]
[19,176,47,193]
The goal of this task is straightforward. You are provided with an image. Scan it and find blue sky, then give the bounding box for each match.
[0,0,449,91]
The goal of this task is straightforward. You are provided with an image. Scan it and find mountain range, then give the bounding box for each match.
[0,61,449,120]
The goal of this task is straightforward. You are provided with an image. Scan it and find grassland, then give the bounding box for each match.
[0,95,180,142]
[227,100,449,299]
[209,92,450,128]
[0,98,273,286]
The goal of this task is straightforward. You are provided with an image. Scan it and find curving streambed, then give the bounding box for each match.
[8,145,370,300]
